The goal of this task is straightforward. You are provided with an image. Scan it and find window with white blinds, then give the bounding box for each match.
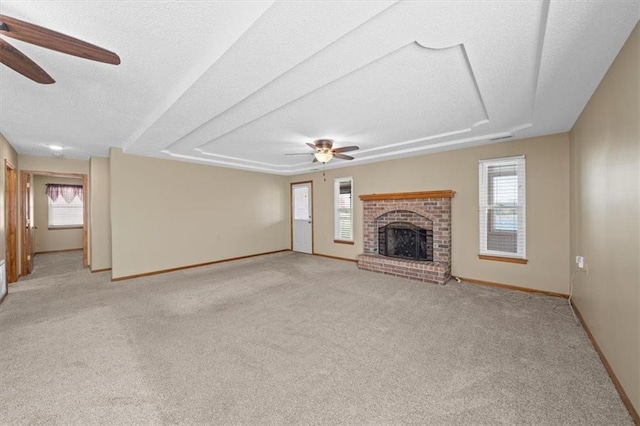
[334,177,353,241]
[48,193,83,228]
[479,156,526,258]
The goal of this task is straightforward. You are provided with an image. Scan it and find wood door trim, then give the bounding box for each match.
[290,180,314,254]
[5,160,17,283]
[20,170,85,178]
[20,170,89,275]
[19,170,28,276]
[81,174,89,268]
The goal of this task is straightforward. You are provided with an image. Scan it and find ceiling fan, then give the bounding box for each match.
[0,14,120,84]
[287,139,359,164]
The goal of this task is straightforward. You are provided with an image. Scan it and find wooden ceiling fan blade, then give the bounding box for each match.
[0,38,54,83]
[333,145,359,153]
[334,153,354,160]
[306,142,317,150]
[312,157,318,163]
[0,14,120,65]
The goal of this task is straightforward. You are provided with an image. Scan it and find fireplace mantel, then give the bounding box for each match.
[359,190,455,201]
[358,190,454,285]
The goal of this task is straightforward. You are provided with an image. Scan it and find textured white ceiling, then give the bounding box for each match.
[1,1,638,175]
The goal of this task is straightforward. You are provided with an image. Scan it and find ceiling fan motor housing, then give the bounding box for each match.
[314,139,333,150]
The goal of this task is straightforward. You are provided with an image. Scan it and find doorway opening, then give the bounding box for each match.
[20,170,89,277]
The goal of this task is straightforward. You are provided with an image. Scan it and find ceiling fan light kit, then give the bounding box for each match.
[294,139,360,164]
[314,150,333,163]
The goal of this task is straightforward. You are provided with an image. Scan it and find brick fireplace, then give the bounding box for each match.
[357,190,454,285]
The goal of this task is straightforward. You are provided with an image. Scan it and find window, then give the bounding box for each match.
[334,177,353,242]
[479,156,525,259]
[46,184,84,228]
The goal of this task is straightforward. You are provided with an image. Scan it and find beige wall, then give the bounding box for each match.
[570,23,639,414]
[109,148,290,279]
[1,133,18,276]
[32,175,83,253]
[290,133,571,294]
[19,155,89,175]
[89,156,111,271]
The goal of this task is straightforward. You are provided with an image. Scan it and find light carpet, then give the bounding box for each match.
[0,251,632,425]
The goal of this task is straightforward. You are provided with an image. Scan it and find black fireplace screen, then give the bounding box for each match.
[378,222,433,261]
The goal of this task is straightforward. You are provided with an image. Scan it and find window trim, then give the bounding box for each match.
[48,226,83,231]
[478,155,526,260]
[478,254,528,264]
[333,239,354,245]
[334,176,354,242]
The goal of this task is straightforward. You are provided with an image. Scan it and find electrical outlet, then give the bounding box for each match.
[576,256,584,269]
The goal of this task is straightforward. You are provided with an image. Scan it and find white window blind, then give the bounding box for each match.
[48,194,83,228]
[479,156,526,258]
[334,177,353,241]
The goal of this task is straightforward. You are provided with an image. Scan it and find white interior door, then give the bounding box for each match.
[292,182,312,254]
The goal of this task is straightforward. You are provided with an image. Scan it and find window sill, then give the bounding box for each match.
[48,226,83,230]
[478,254,528,264]
[333,240,354,245]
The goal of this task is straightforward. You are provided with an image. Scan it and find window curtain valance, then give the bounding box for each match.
[45,184,83,203]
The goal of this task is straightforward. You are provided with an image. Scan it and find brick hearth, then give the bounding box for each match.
[357,191,454,285]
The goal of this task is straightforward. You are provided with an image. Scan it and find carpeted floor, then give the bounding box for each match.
[0,251,633,425]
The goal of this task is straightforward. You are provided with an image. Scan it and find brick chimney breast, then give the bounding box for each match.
[358,190,454,285]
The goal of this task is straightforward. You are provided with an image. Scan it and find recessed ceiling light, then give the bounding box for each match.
[49,145,63,151]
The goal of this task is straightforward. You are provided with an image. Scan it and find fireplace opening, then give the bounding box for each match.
[378,222,433,261]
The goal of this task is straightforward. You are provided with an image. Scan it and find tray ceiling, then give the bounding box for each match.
[1,1,638,175]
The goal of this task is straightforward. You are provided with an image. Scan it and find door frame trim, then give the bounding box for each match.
[290,180,314,254]
[4,160,18,284]
[20,170,89,275]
